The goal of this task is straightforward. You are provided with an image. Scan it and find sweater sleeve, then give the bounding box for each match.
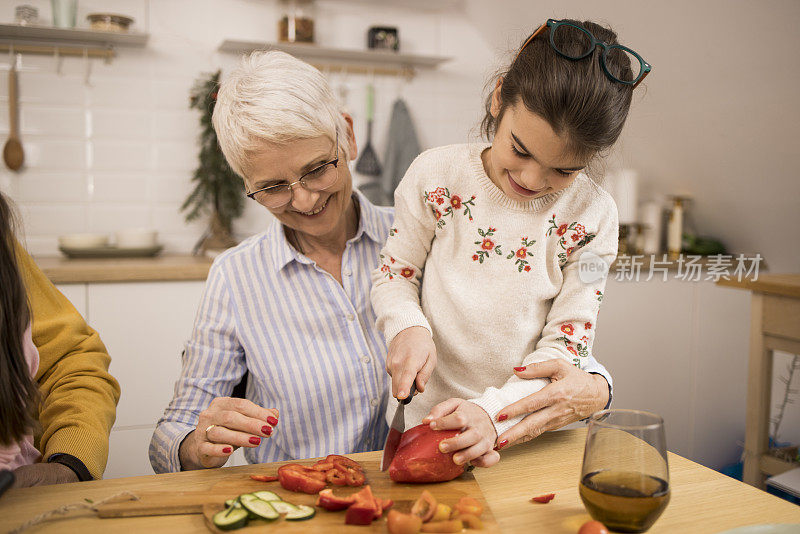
[149,259,246,473]
[370,156,438,344]
[17,242,121,480]
[470,194,619,436]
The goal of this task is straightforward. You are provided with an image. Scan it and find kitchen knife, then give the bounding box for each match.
[380,382,416,471]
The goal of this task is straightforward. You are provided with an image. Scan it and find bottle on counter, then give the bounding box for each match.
[667,196,688,260]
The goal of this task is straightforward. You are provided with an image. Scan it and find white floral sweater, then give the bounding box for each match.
[371,143,619,438]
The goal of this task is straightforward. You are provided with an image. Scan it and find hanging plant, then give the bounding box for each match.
[182,70,245,255]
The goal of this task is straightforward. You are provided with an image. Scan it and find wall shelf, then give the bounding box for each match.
[0,23,148,60]
[218,40,450,77]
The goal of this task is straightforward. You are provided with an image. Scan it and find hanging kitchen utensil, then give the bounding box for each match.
[4,54,24,171]
[355,83,381,176]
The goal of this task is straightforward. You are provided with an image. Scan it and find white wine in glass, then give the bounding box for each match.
[579,409,670,533]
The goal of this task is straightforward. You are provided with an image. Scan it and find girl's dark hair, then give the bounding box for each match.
[0,191,39,445]
[481,19,635,163]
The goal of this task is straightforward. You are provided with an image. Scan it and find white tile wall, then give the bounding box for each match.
[0,0,493,256]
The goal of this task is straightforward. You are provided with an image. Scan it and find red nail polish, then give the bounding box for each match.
[223,447,232,453]
[514,366,526,372]
[249,436,261,445]
[496,439,509,450]
[262,425,270,435]
[267,416,279,426]
[497,413,508,422]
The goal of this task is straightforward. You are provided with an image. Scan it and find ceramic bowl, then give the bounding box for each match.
[58,233,109,249]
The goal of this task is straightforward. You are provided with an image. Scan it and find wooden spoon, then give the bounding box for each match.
[4,57,24,171]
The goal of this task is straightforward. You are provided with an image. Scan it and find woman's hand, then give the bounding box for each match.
[386,326,437,400]
[423,398,500,468]
[13,462,78,488]
[494,359,610,449]
[179,397,279,470]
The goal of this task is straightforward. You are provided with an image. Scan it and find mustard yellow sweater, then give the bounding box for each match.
[16,242,121,480]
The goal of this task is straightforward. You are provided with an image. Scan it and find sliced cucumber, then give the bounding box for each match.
[224,499,242,508]
[252,490,282,502]
[268,500,298,515]
[212,507,249,530]
[240,494,279,521]
[285,504,316,521]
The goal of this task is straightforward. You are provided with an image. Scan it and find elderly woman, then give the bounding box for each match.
[149,51,613,472]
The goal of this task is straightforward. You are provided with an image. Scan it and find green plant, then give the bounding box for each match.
[182,70,244,253]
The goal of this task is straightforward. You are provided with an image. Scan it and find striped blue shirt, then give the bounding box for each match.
[149,191,613,473]
[149,191,395,473]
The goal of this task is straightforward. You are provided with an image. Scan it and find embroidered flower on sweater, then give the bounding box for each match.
[379,254,412,280]
[424,187,477,229]
[555,320,595,367]
[547,214,596,267]
[389,227,398,237]
[506,236,536,272]
[596,290,603,302]
[473,227,504,263]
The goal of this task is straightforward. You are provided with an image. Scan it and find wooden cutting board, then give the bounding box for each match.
[202,457,497,533]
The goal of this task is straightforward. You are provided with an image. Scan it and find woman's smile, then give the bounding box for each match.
[295,195,330,217]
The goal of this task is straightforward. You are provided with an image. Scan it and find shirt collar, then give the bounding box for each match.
[270,189,386,272]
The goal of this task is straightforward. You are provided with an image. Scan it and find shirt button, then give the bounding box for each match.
[362,355,371,364]
[343,269,352,277]
[370,398,379,407]
[346,313,355,321]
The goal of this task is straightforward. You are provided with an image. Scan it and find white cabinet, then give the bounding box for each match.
[594,279,752,470]
[87,281,205,478]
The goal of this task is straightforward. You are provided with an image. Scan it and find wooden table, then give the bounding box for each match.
[3,429,799,533]
[718,274,800,489]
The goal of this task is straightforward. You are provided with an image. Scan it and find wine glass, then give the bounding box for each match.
[579,409,670,533]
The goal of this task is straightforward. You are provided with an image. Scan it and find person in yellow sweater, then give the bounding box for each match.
[0,193,120,487]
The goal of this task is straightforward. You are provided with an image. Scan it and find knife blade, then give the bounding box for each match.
[380,382,416,471]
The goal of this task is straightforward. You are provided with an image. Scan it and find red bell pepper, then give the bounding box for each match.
[316,489,357,511]
[531,493,556,503]
[277,464,327,494]
[388,424,465,483]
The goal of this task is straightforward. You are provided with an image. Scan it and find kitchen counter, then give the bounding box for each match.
[3,429,799,533]
[35,254,213,284]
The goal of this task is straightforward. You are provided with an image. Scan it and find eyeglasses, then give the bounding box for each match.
[246,134,340,209]
[520,19,651,89]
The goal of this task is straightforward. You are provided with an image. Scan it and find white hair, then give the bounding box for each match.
[212,50,349,179]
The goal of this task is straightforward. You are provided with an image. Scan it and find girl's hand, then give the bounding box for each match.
[179,397,279,470]
[386,326,437,400]
[494,359,610,449]
[424,398,500,468]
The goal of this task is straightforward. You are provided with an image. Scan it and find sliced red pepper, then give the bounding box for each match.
[316,488,357,511]
[326,455,362,470]
[249,474,279,482]
[531,493,556,503]
[277,464,327,494]
[345,468,366,487]
[345,501,378,525]
[311,461,335,471]
[326,468,348,486]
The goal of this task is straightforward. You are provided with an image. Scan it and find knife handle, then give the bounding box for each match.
[401,382,416,405]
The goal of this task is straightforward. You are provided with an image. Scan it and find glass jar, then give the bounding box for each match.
[278,0,315,43]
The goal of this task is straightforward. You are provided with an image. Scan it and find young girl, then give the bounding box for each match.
[0,192,42,475]
[371,19,650,466]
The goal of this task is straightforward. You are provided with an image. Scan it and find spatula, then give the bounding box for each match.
[355,83,381,176]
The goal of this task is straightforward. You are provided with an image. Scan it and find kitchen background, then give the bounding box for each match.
[0,0,798,482]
